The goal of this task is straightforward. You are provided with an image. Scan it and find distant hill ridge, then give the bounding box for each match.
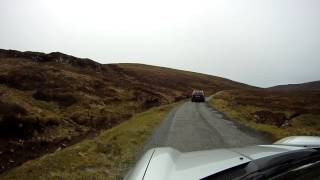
[270,80,320,91]
[0,49,102,70]
[0,48,254,93]
[1,49,318,91]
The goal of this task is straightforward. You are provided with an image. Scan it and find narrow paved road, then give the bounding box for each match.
[144,97,271,152]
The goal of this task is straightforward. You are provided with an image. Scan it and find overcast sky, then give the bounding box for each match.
[1,0,320,87]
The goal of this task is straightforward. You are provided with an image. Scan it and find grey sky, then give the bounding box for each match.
[1,0,320,87]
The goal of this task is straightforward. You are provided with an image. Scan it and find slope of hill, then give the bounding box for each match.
[0,49,252,173]
[269,80,320,91]
[211,89,320,140]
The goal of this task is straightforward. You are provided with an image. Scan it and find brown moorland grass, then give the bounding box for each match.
[0,102,179,180]
[211,90,320,140]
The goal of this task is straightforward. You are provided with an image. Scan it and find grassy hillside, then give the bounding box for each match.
[0,49,251,173]
[211,89,320,140]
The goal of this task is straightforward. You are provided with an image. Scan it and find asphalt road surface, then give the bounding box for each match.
[144,97,271,152]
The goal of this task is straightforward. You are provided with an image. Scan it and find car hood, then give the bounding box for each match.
[126,145,306,180]
[126,136,320,180]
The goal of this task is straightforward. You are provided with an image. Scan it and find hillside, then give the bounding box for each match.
[269,80,320,91]
[0,49,252,173]
[211,89,320,139]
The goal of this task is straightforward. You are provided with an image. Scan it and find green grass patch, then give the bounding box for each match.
[0,103,178,180]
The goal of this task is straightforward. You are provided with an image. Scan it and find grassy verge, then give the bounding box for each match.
[0,103,178,180]
[210,95,320,140]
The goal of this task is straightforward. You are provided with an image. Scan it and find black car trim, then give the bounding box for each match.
[201,148,320,180]
[142,149,156,180]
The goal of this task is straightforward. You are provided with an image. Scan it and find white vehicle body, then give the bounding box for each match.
[125,136,320,180]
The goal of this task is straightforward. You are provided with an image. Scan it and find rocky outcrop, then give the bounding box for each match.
[0,49,103,71]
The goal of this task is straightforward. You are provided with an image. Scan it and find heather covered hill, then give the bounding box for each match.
[0,49,252,172]
[116,63,253,95]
